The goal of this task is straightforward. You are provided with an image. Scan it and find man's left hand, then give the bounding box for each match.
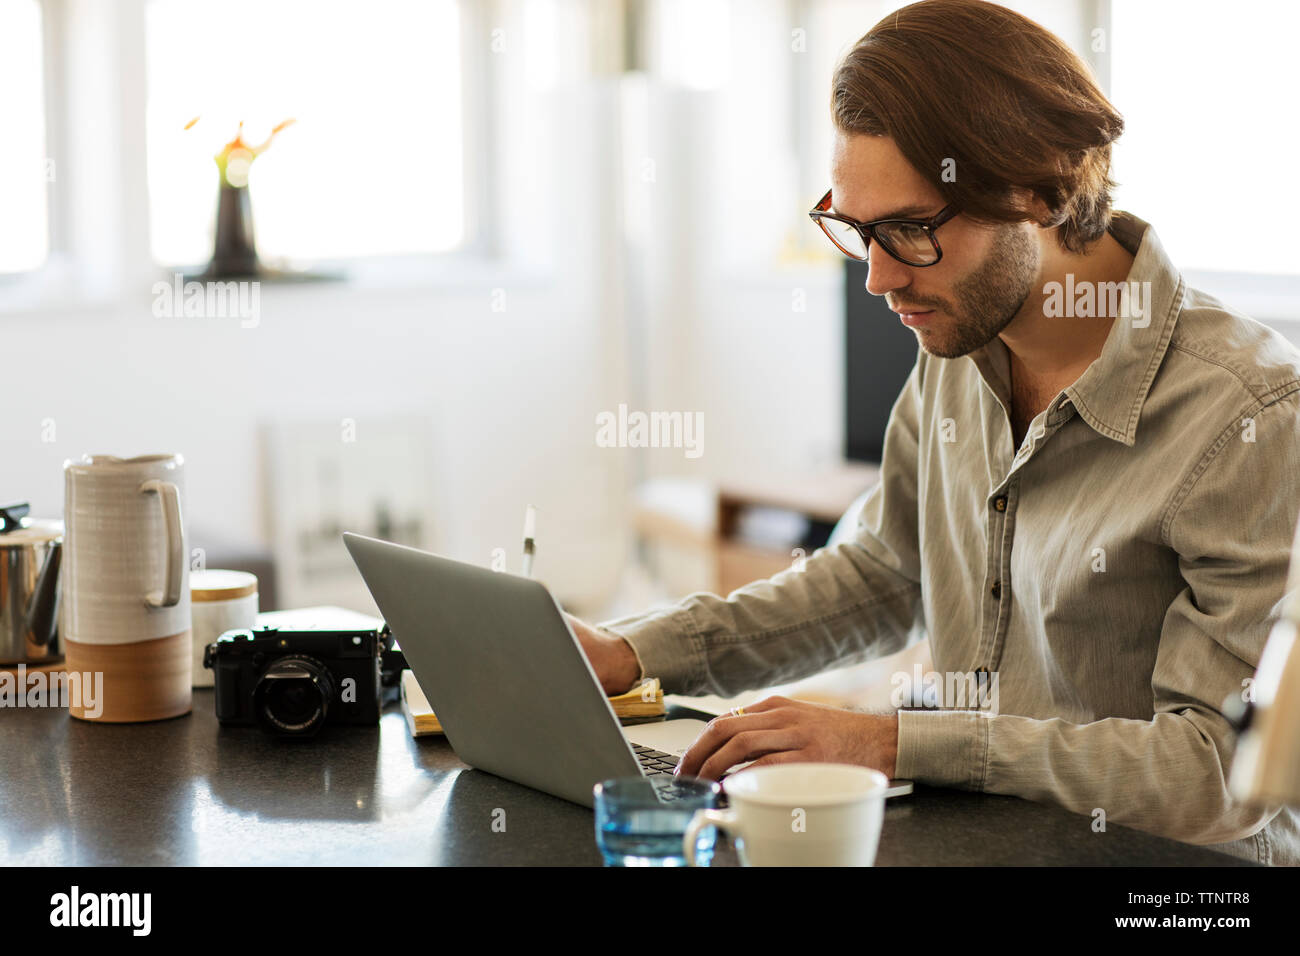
[674,696,899,780]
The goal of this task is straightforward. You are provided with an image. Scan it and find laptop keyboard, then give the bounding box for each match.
[632,745,680,776]
[634,744,732,807]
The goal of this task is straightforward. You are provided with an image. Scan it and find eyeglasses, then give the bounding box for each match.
[809,189,958,267]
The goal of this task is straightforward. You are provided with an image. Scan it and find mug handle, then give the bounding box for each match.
[683,808,739,867]
[140,479,183,608]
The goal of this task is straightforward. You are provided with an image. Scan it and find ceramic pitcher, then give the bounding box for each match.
[61,454,192,721]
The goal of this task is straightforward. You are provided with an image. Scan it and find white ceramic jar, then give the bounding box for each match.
[190,570,259,687]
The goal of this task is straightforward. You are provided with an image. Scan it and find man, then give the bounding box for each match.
[573,0,1300,865]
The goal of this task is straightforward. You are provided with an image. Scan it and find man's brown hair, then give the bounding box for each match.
[831,0,1124,254]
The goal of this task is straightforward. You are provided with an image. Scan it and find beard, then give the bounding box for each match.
[890,224,1039,360]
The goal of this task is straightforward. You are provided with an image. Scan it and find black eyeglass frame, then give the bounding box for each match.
[809,188,959,267]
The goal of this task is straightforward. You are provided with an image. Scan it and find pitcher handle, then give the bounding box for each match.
[140,479,183,608]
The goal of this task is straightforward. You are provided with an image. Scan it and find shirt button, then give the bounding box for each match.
[991,580,1001,599]
[993,496,1007,512]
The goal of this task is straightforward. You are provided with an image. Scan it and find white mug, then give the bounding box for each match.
[683,763,889,866]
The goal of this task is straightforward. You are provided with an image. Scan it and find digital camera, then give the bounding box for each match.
[203,625,389,736]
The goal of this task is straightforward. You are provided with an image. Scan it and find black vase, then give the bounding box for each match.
[207,181,261,278]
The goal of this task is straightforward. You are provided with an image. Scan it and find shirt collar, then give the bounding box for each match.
[969,211,1184,447]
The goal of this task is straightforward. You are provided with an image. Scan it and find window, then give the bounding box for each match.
[1109,0,1300,276]
[0,0,50,275]
[144,0,465,268]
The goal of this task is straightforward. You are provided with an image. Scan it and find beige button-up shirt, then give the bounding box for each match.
[604,212,1300,865]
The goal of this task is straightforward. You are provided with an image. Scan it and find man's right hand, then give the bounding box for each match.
[566,614,641,697]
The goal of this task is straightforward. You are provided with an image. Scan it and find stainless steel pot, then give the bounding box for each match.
[0,502,64,665]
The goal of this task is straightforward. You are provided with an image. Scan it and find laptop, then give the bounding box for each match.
[344,532,912,806]
[343,532,712,807]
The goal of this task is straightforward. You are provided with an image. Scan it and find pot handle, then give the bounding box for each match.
[140,480,183,608]
[23,539,61,650]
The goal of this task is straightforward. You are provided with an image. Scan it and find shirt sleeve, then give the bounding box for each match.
[600,352,930,697]
[895,389,1300,847]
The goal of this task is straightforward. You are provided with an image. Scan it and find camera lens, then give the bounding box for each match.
[253,656,336,736]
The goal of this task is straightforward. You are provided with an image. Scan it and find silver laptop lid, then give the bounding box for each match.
[343,532,641,807]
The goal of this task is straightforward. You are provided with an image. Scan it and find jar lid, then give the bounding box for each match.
[0,518,64,548]
[191,569,258,602]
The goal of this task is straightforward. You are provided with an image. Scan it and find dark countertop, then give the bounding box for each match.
[0,693,1256,866]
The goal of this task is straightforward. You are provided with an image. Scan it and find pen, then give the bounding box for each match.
[521,505,536,577]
